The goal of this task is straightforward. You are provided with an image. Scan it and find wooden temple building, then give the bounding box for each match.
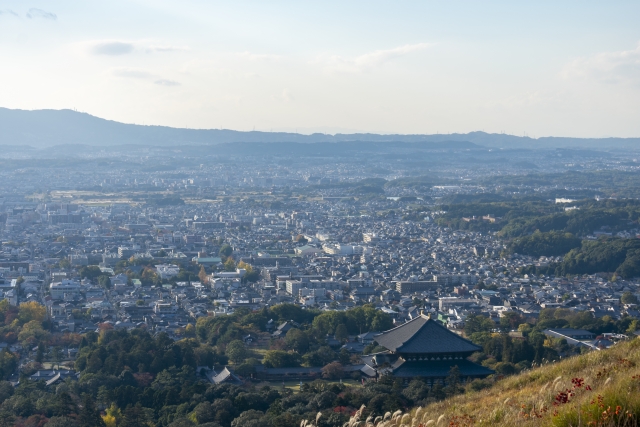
[361,314,493,384]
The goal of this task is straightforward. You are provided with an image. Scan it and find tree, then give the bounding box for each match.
[102,404,122,427]
[302,346,336,367]
[18,301,46,324]
[339,348,351,365]
[444,365,463,397]
[198,266,208,284]
[219,244,233,258]
[499,312,525,332]
[52,346,63,370]
[237,261,260,283]
[334,324,349,343]
[321,361,343,380]
[79,266,103,280]
[226,340,248,364]
[263,350,300,368]
[121,403,148,427]
[45,417,79,427]
[231,410,264,427]
[621,291,639,305]
[464,314,495,335]
[36,343,45,363]
[235,362,256,378]
[224,258,236,272]
[17,321,50,348]
[285,328,310,353]
[193,402,216,424]
[78,394,106,427]
[371,312,394,332]
[98,275,111,289]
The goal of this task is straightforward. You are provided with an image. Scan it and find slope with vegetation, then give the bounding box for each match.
[320,338,640,427]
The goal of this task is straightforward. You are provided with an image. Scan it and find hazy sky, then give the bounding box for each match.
[1,1,640,137]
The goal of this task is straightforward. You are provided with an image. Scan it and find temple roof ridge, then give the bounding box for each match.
[374,314,481,354]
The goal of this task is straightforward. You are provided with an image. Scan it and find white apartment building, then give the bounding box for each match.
[50,280,82,300]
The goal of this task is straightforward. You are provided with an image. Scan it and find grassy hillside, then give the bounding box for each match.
[331,339,640,427]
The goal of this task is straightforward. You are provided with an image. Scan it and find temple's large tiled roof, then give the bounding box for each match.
[374,314,481,354]
[391,359,494,378]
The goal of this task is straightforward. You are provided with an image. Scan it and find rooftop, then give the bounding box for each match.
[374,314,481,354]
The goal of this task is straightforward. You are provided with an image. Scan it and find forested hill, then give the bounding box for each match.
[2,108,640,149]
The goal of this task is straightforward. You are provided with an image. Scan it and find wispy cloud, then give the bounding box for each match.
[315,42,434,74]
[0,9,19,17]
[154,79,181,86]
[91,41,135,56]
[26,8,57,20]
[86,40,189,56]
[110,68,181,87]
[562,42,640,84]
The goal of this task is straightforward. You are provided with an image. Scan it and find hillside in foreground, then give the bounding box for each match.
[338,339,640,427]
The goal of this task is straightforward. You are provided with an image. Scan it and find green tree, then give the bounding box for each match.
[224,258,236,272]
[334,324,349,343]
[52,346,63,370]
[226,340,248,364]
[284,328,310,353]
[444,365,463,397]
[621,291,639,305]
[121,403,148,427]
[465,314,495,335]
[338,348,351,365]
[45,416,79,427]
[263,350,300,368]
[98,275,111,289]
[79,266,103,280]
[499,312,525,332]
[77,394,106,427]
[219,244,233,258]
[36,343,45,363]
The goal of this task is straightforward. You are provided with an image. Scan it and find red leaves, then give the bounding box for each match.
[552,378,592,407]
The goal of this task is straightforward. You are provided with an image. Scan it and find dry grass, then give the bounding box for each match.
[317,339,640,427]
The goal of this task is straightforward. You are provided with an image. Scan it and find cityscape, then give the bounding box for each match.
[2,1,640,426]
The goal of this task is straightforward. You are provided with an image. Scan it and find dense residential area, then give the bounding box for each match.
[0,126,639,426]
[0,179,638,425]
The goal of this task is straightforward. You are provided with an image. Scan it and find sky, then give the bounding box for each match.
[1,1,640,137]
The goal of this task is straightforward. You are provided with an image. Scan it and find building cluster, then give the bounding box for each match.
[0,196,637,348]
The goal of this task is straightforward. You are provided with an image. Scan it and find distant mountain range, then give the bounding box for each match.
[1,107,639,150]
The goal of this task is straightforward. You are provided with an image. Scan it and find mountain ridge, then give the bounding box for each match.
[2,107,640,149]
